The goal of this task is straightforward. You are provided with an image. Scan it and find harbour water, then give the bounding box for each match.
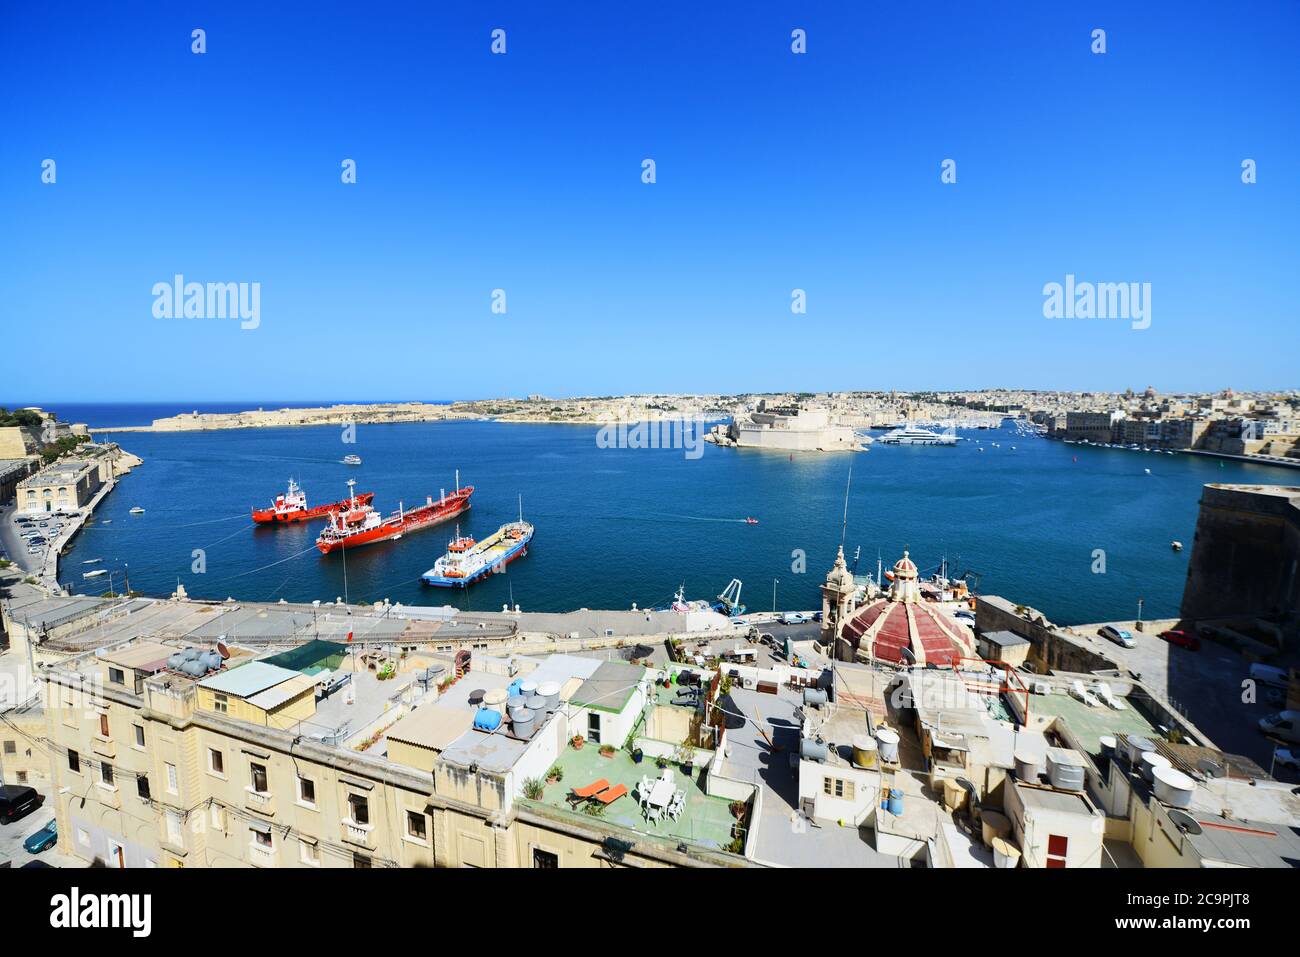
[57,409,1297,622]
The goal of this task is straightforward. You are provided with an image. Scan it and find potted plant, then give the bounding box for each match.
[546,764,564,784]
[571,734,585,751]
[676,742,697,775]
[631,745,644,764]
[522,777,545,800]
[599,744,615,758]
[730,800,746,820]
[656,755,669,770]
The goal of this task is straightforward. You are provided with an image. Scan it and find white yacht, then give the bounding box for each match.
[878,426,957,446]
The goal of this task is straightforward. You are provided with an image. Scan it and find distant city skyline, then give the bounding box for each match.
[2,2,1298,401]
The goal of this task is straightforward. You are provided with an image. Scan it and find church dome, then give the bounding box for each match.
[892,550,918,578]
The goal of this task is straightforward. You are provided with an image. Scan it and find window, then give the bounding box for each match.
[533,848,559,869]
[406,811,427,841]
[212,693,228,714]
[353,853,372,869]
[587,712,601,744]
[209,749,224,775]
[298,776,315,806]
[252,828,273,849]
[300,840,320,865]
[165,811,182,844]
[2,740,14,755]
[98,713,110,737]
[348,793,370,826]
[100,761,114,787]
[68,749,80,773]
[16,771,26,784]
[822,777,855,801]
[1046,834,1069,868]
[134,725,145,747]
[108,667,125,686]
[137,775,150,800]
[166,763,178,794]
[250,763,268,794]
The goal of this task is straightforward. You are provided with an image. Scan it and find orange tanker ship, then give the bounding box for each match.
[252,478,374,524]
[315,475,473,554]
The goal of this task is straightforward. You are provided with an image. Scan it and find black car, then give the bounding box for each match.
[0,785,42,825]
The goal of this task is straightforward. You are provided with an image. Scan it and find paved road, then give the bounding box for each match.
[0,787,82,869]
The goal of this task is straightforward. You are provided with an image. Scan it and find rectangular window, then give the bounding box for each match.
[100,761,114,787]
[298,777,315,806]
[253,828,273,849]
[68,749,80,773]
[406,810,427,841]
[250,763,268,794]
[212,693,228,714]
[2,740,14,755]
[98,713,110,737]
[134,724,145,747]
[533,848,559,869]
[209,748,224,775]
[300,840,320,865]
[587,712,601,745]
[822,777,855,800]
[109,667,125,685]
[137,774,150,800]
[166,762,178,794]
[16,771,27,784]
[353,853,372,869]
[348,793,369,826]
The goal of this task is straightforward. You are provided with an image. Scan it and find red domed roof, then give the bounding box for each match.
[840,598,973,668]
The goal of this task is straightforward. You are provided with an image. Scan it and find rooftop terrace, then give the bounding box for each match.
[1028,689,1161,758]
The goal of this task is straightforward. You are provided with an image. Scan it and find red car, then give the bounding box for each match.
[1159,629,1200,651]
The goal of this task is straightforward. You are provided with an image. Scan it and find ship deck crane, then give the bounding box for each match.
[715,578,745,617]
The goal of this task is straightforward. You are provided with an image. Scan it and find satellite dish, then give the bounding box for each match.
[1168,809,1202,835]
[216,641,230,660]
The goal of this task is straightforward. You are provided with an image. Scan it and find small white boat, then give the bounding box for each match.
[82,558,103,565]
[83,569,108,579]
[1171,541,1183,551]
[342,454,362,466]
[1144,468,1151,475]
[129,507,145,514]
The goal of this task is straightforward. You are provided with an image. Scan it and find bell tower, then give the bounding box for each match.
[820,545,856,648]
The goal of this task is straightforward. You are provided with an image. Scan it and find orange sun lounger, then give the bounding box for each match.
[570,779,611,802]
[594,783,628,805]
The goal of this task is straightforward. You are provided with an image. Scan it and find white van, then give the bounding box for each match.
[1258,711,1300,744]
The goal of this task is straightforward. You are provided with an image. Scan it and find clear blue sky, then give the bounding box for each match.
[2,1,1296,402]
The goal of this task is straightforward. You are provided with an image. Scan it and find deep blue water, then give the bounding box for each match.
[54,416,1298,622]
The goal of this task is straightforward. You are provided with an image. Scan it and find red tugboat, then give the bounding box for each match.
[315,475,473,554]
[252,478,374,524]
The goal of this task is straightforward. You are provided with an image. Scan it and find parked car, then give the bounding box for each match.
[1099,625,1136,649]
[1258,711,1300,744]
[0,785,42,825]
[954,610,976,622]
[1158,629,1200,651]
[23,819,57,853]
[779,613,807,625]
[1275,748,1300,772]
[1249,663,1290,690]
[811,611,823,622]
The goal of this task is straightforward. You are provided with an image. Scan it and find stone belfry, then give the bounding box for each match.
[820,545,857,651]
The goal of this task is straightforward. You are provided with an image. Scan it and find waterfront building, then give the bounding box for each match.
[17,459,102,514]
[1064,410,1123,443]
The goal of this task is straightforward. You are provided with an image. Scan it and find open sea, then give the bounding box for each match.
[39,403,1299,623]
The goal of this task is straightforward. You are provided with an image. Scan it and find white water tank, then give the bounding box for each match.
[875,728,900,764]
[1152,765,1195,808]
[1140,751,1171,782]
[1014,749,1044,782]
[482,688,508,715]
[1045,748,1086,791]
[1126,735,1156,765]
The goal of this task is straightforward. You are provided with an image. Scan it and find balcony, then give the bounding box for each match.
[247,842,277,868]
[341,819,372,848]
[243,788,275,817]
[91,736,116,759]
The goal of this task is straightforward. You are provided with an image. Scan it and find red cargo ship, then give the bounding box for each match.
[315,475,473,554]
[252,479,374,524]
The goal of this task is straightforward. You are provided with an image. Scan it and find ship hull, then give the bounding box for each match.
[315,493,472,554]
[253,492,374,524]
[422,532,531,587]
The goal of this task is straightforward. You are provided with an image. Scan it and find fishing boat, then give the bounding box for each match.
[744,517,759,525]
[342,454,362,465]
[129,507,145,515]
[82,569,108,579]
[421,520,534,587]
[316,475,472,554]
[252,478,373,524]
